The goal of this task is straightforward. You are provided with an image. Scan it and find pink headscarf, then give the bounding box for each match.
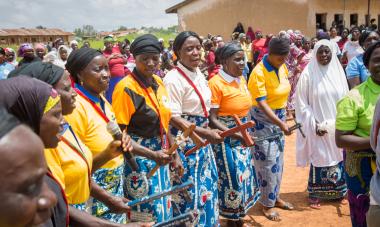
[34,43,46,51]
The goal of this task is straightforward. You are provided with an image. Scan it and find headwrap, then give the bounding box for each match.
[17,43,33,57]
[43,89,60,113]
[238,33,246,39]
[103,35,114,43]
[0,107,20,140]
[34,43,46,51]
[215,42,243,64]
[173,31,202,58]
[130,34,162,57]
[317,31,330,40]
[70,40,78,46]
[65,48,102,82]
[268,37,291,55]
[359,30,379,47]
[54,45,71,69]
[363,40,380,67]
[0,47,5,55]
[8,61,65,86]
[0,76,58,133]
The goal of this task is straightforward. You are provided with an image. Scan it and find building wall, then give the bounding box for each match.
[0,35,71,46]
[175,0,380,39]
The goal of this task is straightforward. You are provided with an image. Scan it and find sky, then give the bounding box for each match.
[1,0,182,31]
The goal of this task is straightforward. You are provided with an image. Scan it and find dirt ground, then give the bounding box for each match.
[221,133,351,227]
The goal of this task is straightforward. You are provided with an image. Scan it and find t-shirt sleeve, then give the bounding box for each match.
[112,82,135,127]
[208,78,222,108]
[346,57,360,79]
[248,68,267,101]
[336,93,359,132]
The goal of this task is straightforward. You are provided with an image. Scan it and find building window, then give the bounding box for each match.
[32,37,37,42]
[11,38,15,44]
[24,38,28,42]
[334,14,343,27]
[316,13,327,31]
[350,14,358,26]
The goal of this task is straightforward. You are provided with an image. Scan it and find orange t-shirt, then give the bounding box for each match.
[208,72,252,117]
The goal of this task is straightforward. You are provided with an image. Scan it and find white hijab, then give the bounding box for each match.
[295,39,349,167]
[53,45,71,69]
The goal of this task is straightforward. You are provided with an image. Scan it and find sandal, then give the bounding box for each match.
[262,208,281,221]
[309,198,321,209]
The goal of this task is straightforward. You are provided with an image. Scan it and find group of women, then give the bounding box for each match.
[2,26,380,227]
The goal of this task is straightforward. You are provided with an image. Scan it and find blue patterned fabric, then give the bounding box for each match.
[171,115,219,227]
[71,203,87,211]
[91,164,126,223]
[308,161,347,199]
[212,116,260,220]
[250,107,286,207]
[123,135,172,223]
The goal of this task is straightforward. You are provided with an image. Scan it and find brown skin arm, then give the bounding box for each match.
[208,108,246,145]
[170,116,223,144]
[90,179,130,214]
[257,100,291,135]
[347,77,361,89]
[335,129,371,150]
[69,206,153,227]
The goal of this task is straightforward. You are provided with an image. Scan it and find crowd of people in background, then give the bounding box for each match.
[1,18,380,227]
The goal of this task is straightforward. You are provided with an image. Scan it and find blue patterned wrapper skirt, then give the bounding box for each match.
[123,135,172,223]
[171,115,219,227]
[212,116,260,220]
[249,107,285,208]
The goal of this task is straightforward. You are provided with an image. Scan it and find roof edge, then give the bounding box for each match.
[165,0,194,14]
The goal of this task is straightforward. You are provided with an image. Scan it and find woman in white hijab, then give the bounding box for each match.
[53,45,71,69]
[295,39,349,209]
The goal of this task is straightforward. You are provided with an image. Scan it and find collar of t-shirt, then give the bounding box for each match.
[177,61,201,80]
[132,68,159,92]
[367,77,380,94]
[219,69,241,84]
[75,83,106,112]
[263,54,279,76]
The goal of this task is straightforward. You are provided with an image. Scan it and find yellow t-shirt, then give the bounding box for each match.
[248,55,290,109]
[44,124,93,204]
[65,85,123,169]
[112,73,171,138]
[209,72,252,117]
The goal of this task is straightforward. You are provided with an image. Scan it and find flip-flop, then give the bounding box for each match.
[309,198,321,209]
[263,210,281,222]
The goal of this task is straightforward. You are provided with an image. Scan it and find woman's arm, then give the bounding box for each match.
[335,129,371,150]
[257,100,291,135]
[90,179,130,214]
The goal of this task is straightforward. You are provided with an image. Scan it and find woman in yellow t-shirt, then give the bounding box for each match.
[64,48,132,223]
[208,42,260,227]
[8,61,138,226]
[247,37,293,221]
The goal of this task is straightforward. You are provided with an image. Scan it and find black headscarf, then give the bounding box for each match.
[173,31,202,59]
[0,107,20,140]
[8,62,64,86]
[359,30,379,47]
[215,42,243,64]
[130,34,161,57]
[0,76,53,133]
[363,40,380,67]
[268,37,291,55]
[65,48,102,83]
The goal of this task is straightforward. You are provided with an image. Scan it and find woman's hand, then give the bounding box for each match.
[316,124,328,136]
[280,122,292,136]
[204,129,224,144]
[170,152,185,177]
[232,133,249,147]
[105,196,130,214]
[152,150,172,166]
